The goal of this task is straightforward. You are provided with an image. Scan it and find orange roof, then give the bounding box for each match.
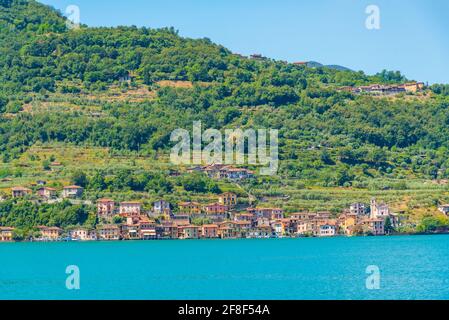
[98,198,114,203]
[120,201,141,205]
[63,185,83,189]
[202,224,219,228]
[11,187,31,191]
[39,187,57,191]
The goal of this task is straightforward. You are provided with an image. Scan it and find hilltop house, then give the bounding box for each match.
[11,187,32,198]
[62,186,83,198]
[37,187,57,199]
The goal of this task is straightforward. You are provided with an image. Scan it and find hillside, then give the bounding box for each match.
[1,0,449,234]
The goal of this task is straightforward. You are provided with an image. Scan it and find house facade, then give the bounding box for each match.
[97,199,115,218]
[201,224,219,238]
[154,200,171,215]
[0,227,14,242]
[119,202,142,216]
[218,193,237,207]
[97,225,121,240]
[37,226,62,240]
[11,187,32,198]
[37,187,57,199]
[62,186,83,198]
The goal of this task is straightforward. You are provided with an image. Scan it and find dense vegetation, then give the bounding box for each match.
[1,0,449,234]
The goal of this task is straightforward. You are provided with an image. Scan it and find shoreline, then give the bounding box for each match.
[2,232,449,244]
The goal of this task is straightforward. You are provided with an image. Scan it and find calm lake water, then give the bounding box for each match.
[1,235,449,300]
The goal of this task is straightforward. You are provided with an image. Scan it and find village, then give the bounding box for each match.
[2,171,440,242]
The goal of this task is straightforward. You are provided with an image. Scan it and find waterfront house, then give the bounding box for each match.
[0,227,14,242]
[139,218,157,240]
[119,201,142,217]
[280,218,295,236]
[178,201,201,214]
[438,204,449,215]
[178,225,199,239]
[218,192,237,207]
[97,225,121,240]
[69,228,91,241]
[296,220,313,235]
[157,221,179,239]
[247,226,272,238]
[153,200,171,215]
[318,224,337,237]
[37,226,62,241]
[11,187,32,198]
[218,225,234,239]
[122,222,140,240]
[271,220,284,237]
[361,218,385,236]
[97,199,115,218]
[339,213,358,236]
[201,224,219,238]
[37,187,57,199]
[62,185,83,198]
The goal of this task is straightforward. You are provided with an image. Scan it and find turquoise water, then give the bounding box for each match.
[1,235,449,300]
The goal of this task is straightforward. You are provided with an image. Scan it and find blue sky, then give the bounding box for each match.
[40,0,449,84]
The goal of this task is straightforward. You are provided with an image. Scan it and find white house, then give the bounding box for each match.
[62,186,84,198]
[153,200,171,215]
[318,224,336,237]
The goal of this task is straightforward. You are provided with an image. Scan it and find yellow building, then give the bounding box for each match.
[340,214,358,236]
[178,202,201,214]
[37,226,62,240]
[0,227,14,242]
[218,193,238,207]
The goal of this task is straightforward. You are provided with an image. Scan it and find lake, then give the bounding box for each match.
[1,235,449,300]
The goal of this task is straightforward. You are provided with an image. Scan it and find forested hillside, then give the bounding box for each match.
[1,0,449,224]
